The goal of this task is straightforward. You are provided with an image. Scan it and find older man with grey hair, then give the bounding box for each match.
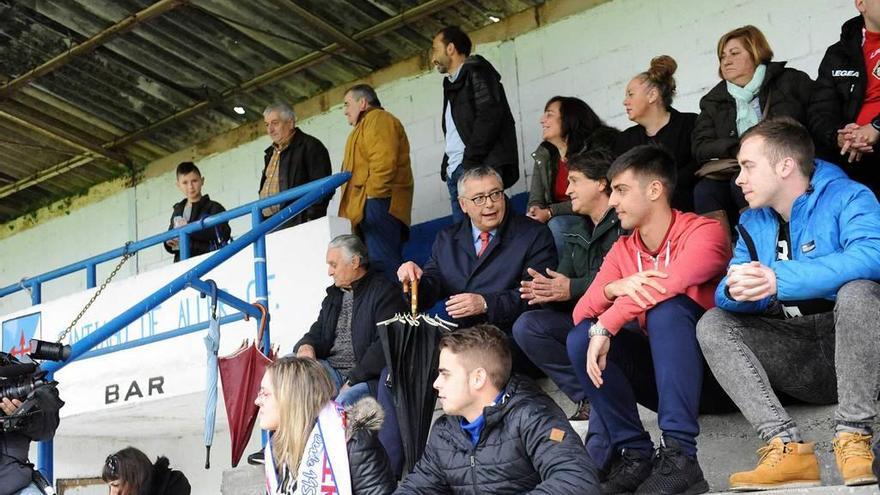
[260,102,332,228]
[293,234,404,405]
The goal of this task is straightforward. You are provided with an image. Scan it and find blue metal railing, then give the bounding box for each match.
[0,172,351,482]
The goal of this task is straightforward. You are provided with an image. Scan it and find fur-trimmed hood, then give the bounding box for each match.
[345,396,385,438]
[143,456,191,495]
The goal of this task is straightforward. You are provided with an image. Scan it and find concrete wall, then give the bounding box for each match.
[0,0,853,319]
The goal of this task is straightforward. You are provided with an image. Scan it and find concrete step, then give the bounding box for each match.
[221,463,263,495]
[543,379,880,494]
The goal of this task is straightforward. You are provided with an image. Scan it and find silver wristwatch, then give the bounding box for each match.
[589,322,611,338]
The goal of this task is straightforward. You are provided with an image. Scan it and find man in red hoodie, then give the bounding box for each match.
[566,145,731,495]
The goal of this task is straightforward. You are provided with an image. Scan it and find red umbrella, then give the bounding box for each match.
[219,303,276,467]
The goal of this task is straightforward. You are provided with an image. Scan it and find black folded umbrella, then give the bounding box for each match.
[378,281,455,474]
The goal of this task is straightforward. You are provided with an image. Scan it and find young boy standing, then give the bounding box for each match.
[164,162,232,262]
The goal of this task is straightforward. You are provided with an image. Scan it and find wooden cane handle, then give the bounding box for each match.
[411,277,419,316]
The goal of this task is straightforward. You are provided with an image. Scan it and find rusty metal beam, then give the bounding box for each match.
[0,0,455,203]
[283,0,375,64]
[106,0,457,148]
[0,109,129,165]
[0,0,185,99]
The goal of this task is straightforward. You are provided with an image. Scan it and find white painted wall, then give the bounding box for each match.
[0,0,853,318]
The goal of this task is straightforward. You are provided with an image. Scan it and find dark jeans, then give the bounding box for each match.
[697,280,880,441]
[446,166,465,224]
[693,176,747,219]
[513,309,584,402]
[567,296,709,465]
[360,198,406,283]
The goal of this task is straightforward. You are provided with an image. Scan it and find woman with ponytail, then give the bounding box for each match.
[255,356,394,495]
[615,55,698,212]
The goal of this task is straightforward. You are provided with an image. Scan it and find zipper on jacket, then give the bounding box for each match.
[470,453,478,493]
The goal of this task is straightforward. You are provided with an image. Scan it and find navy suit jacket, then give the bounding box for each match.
[418,207,557,332]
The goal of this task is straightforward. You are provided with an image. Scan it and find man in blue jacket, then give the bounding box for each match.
[697,118,880,491]
[396,166,556,342]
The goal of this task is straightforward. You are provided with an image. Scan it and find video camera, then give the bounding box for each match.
[0,339,70,433]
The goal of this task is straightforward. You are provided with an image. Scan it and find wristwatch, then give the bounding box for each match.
[871,116,880,133]
[588,322,611,338]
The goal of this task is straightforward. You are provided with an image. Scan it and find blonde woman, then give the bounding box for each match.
[255,356,394,495]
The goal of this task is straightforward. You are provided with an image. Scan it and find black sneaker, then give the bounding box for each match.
[635,437,709,495]
[247,450,265,466]
[601,448,653,494]
[569,400,591,421]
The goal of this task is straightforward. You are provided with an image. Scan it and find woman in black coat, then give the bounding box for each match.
[692,25,812,234]
[102,447,190,495]
[615,55,698,212]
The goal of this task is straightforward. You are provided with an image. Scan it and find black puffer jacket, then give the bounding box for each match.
[809,16,874,155]
[143,457,190,495]
[346,397,397,495]
[293,270,404,386]
[394,375,599,495]
[692,61,813,163]
[442,55,519,189]
[163,195,232,262]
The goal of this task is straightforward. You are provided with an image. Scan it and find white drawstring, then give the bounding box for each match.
[635,240,671,273]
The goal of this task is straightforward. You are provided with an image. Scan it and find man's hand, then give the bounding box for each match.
[603,270,668,308]
[520,267,571,304]
[526,206,552,224]
[0,397,22,416]
[296,344,316,359]
[838,124,877,162]
[165,238,179,251]
[586,334,611,388]
[726,262,777,301]
[397,262,423,294]
[446,293,487,318]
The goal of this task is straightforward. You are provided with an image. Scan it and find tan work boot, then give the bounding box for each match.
[833,432,877,486]
[729,437,821,491]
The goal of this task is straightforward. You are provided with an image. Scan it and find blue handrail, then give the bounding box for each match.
[18,172,350,483]
[0,173,345,300]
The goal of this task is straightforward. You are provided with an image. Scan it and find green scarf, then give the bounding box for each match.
[726,63,767,136]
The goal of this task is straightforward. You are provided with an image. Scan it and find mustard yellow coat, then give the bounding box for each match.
[339,107,414,229]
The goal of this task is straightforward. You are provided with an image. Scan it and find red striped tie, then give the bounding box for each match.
[477,231,490,257]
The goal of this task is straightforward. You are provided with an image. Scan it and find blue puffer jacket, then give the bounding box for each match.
[716,160,880,313]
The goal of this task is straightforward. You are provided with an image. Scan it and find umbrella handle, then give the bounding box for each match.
[411,277,418,316]
[253,302,269,348]
[205,445,211,469]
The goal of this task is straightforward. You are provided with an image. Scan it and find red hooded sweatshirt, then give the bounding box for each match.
[572,210,731,334]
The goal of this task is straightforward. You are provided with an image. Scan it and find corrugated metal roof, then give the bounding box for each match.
[0,0,540,222]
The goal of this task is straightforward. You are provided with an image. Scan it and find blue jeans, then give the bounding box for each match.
[547,214,584,258]
[360,198,405,283]
[446,166,465,224]
[512,309,584,402]
[320,360,371,406]
[567,295,707,466]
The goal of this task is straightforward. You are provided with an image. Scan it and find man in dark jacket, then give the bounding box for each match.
[0,365,63,495]
[260,102,333,228]
[809,7,880,192]
[293,234,404,404]
[394,324,599,495]
[514,150,623,421]
[164,162,232,263]
[396,166,556,340]
[431,26,519,223]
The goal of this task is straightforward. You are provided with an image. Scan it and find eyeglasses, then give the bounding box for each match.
[105,454,119,478]
[466,190,504,206]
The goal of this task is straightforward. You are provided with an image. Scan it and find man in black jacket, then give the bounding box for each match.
[431,26,519,223]
[0,361,63,495]
[164,162,232,263]
[394,324,599,495]
[293,234,403,405]
[260,102,333,228]
[809,4,880,193]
